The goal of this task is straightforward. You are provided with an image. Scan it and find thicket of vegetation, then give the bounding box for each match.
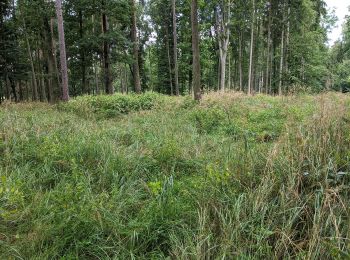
[1,0,349,103]
[1,92,350,258]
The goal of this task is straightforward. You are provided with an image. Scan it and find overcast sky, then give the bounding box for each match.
[326,0,349,45]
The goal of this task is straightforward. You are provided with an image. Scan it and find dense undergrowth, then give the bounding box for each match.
[0,92,349,259]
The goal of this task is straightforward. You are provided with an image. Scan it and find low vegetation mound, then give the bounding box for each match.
[59,92,166,118]
[0,93,349,259]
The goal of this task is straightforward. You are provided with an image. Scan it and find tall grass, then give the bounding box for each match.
[0,92,349,258]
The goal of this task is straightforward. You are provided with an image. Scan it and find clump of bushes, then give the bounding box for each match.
[59,92,165,119]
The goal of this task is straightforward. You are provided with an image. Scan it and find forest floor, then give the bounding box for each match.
[0,92,350,258]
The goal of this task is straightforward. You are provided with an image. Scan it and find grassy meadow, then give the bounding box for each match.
[0,92,350,259]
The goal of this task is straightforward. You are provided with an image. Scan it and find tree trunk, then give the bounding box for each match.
[172,0,179,95]
[9,76,18,102]
[79,10,86,94]
[0,80,3,104]
[50,18,61,99]
[26,81,30,101]
[37,48,47,102]
[131,0,141,93]
[24,22,39,101]
[55,0,69,101]
[191,0,201,101]
[285,5,291,91]
[5,76,11,101]
[102,1,113,94]
[215,1,230,92]
[165,27,173,95]
[248,0,255,95]
[228,50,231,90]
[278,1,286,96]
[239,30,243,92]
[265,2,272,94]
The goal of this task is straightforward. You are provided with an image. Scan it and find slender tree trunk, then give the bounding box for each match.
[26,81,29,101]
[148,48,153,91]
[265,3,271,94]
[215,1,230,92]
[217,58,220,91]
[46,49,55,102]
[131,0,141,93]
[18,81,23,101]
[125,63,129,94]
[5,76,11,101]
[9,76,18,102]
[0,80,3,104]
[188,58,192,94]
[24,23,39,101]
[278,28,285,96]
[228,50,231,90]
[38,50,47,102]
[165,27,173,95]
[79,10,86,94]
[50,18,61,99]
[172,0,179,95]
[285,4,290,91]
[248,0,255,95]
[102,1,113,94]
[278,1,286,96]
[191,0,201,101]
[239,30,243,92]
[219,53,227,92]
[55,0,69,101]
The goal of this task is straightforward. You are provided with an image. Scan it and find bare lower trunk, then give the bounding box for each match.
[102,2,113,94]
[165,28,173,95]
[79,11,86,94]
[131,0,141,93]
[219,54,227,92]
[39,50,47,102]
[50,18,61,99]
[278,2,286,96]
[215,1,230,92]
[239,31,243,92]
[191,0,201,101]
[24,25,38,101]
[5,75,11,100]
[55,0,69,101]
[228,51,231,90]
[248,0,255,95]
[172,0,179,95]
[265,3,271,94]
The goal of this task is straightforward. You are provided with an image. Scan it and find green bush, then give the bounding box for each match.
[59,92,164,119]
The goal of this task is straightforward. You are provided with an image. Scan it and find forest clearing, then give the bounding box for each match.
[1,92,350,258]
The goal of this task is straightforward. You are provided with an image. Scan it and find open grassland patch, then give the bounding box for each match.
[0,93,350,258]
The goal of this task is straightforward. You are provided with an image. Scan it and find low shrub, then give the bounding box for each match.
[59,92,165,119]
